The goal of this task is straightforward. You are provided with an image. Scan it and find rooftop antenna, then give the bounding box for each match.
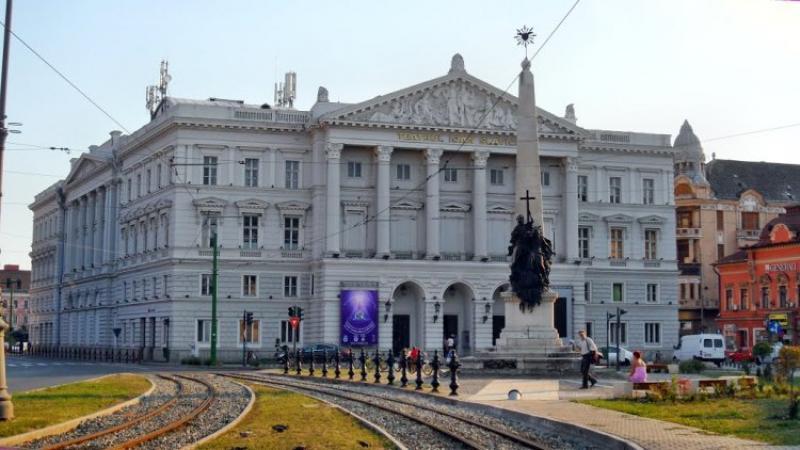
[146,59,171,119]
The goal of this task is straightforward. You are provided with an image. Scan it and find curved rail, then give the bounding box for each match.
[224,373,548,450]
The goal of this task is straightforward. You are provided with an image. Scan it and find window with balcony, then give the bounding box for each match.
[642,178,655,204]
[244,158,259,187]
[609,177,621,203]
[242,214,259,249]
[285,160,300,189]
[203,156,218,185]
[201,215,219,247]
[677,210,694,228]
[283,217,300,250]
[577,175,588,202]
[578,227,591,258]
[741,212,759,230]
[610,228,624,259]
[644,229,658,259]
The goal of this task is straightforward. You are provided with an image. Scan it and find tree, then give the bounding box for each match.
[753,341,773,365]
[776,346,800,419]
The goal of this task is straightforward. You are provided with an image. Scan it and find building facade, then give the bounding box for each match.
[0,264,31,332]
[28,55,679,361]
[673,122,797,333]
[716,206,800,349]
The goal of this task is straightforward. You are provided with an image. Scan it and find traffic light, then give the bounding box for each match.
[288,306,294,318]
[245,311,254,326]
[299,307,304,321]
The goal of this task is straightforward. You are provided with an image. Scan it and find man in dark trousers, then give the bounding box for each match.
[575,329,598,389]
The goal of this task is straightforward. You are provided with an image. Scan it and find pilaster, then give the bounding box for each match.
[424,148,443,259]
[472,150,489,260]
[563,157,579,261]
[375,145,393,258]
[325,143,344,256]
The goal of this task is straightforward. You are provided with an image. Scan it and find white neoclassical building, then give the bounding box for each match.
[28,54,679,362]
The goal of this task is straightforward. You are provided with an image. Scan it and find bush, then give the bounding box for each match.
[753,341,772,362]
[679,359,705,374]
[742,361,752,375]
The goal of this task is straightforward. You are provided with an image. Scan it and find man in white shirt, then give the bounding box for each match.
[575,330,598,389]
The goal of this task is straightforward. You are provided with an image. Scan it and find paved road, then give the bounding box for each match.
[4,355,153,392]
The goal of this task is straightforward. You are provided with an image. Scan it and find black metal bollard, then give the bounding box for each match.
[431,350,441,393]
[283,351,290,374]
[334,350,341,379]
[448,351,461,396]
[415,351,424,390]
[400,352,408,388]
[373,351,381,384]
[309,350,316,376]
[321,350,329,378]
[359,348,367,382]
[386,351,395,386]
[348,348,355,380]
[295,349,302,375]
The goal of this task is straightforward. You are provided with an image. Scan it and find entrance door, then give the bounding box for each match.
[443,315,458,351]
[554,297,567,338]
[492,315,505,346]
[392,315,410,355]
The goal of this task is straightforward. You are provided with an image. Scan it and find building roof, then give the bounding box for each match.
[716,250,747,265]
[706,159,800,203]
[756,204,800,244]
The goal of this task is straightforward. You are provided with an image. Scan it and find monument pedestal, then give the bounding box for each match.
[494,290,563,354]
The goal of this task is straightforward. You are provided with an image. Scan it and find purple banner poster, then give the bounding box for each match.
[340,290,378,347]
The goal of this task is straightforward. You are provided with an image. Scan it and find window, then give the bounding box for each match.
[541,170,550,186]
[146,169,152,193]
[645,323,661,345]
[761,287,770,308]
[717,244,725,261]
[647,284,658,303]
[780,285,788,308]
[152,276,158,297]
[613,283,624,302]
[740,287,748,310]
[201,215,219,247]
[123,281,128,301]
[347,161,362,178]
[577,175,588,202]
[609,322,627,345]
[490,169,504,186]
[285,160,300,189]
[136,174,142,197]
[157,164,162,188]
[609,177,621,203]
[610,228,624,259]
[310,274,315,296]
[642,178,654,204]
[716,210,724,231]
[443,168,458,183]
[578,227,590,258]
[150,217,157,251]
[242,275,257,297]
[584,282,591,303]
[396,164,411,181]
[122,228,129,256]
[163,275,169,298]
[239,319,260,344]
[196,320,211,344]
[242,214,259,249]
[203,156,218,185]
[585,322,593,338]
[284,217,300,250]
[201,274,213,296]
[244,158,259,187]
[280,320,299,343]
[127,178,132,202]
[741,212,759,230]
[284,276,298,298]
[726,288,734,310]
[644,229,658,259]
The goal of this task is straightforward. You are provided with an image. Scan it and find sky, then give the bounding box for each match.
[1,0,798,269]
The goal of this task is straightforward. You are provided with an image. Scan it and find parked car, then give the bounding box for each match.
[598,346,634,365]
[725,348,753,363]
[673,333,726,365]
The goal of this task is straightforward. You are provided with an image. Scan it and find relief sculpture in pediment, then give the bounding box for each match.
[356,82,517,131]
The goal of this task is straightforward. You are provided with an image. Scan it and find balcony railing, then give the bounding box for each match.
[737,229,760,240]
[676,227,702,238]
[609,258,627,267]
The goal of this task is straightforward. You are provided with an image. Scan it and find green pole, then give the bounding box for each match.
[210,233,219,366]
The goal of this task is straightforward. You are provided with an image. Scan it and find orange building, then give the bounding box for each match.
[716,205,800,350]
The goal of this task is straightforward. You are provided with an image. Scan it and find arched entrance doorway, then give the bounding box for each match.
[392,282,425,355]
[492,284,509,347]
[442,282,475,355]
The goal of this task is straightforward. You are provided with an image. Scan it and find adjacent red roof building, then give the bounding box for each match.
[716,205,800,349]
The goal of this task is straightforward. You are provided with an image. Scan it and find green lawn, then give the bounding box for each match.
[0,374,152,438]
[198,384,397,450]
[583,397,800,445]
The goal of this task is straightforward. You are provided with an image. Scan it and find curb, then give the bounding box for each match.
[181,377,257,450]
[0,373,156,447]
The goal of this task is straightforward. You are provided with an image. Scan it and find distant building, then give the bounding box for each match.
[673,121,798,333]
[716,205,800,348]
[0,264,31,331]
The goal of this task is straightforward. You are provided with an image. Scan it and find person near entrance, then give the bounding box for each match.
[574,330,598,389]
[445,334,456,358]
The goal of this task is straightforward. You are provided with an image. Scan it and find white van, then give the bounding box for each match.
[673,333,727,365]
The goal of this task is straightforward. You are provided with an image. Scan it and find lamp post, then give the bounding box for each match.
[605,311,615,369]
[615,307,628,372]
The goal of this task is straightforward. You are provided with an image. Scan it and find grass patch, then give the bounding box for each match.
[198,384,396,450]
[0,374,151,438]
[582,398,800,445]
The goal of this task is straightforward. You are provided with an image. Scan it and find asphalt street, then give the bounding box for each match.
[3,355,154,392]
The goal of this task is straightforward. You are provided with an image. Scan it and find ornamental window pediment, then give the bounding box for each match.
[579,212,600,223]
[341,199,371,209]
[193,197,228,213]
[637,215,667,225]
[391,200,423,211]
[769,223,794,244]
[235,198,269,215]
[440,202,470,213]
[155,199,173,211]
[276,200,311,214]
[759,274,772,285]
[487,204,514,215]
[603,214,634,224]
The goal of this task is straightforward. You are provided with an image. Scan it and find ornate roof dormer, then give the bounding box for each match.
[673,120,708,185]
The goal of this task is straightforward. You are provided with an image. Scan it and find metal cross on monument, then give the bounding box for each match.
[520,189,535,224]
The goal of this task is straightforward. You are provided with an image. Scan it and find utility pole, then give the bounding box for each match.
[210,231,218,366]
[241,310,246,367]
[615,307,628,372]
[0,0,14,422]
[606,311,615,369]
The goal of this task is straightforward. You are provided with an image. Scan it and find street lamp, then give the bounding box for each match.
[605,312,616,369]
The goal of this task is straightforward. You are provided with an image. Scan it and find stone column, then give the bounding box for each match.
[425,148,443,259]
[472,150,489,261]
[94,190,104,267]
[79,197,88,270]
[375,145,393,258]
[325,143,343,256]
[563,157,579,261]
[62,203,73,272]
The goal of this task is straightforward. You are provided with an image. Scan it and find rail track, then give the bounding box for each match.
[31,374,216,450]
[224,372,553,450]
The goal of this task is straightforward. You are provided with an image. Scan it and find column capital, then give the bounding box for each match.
[326,143,344,160]
[563,156,579,173]
[472,150,490,168]
[375,145,394,162]
[425,148,444,165]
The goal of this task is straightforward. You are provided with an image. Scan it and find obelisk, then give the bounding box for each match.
[495,56,563,353]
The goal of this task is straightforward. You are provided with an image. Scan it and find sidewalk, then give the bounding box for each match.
[468,380,770,449]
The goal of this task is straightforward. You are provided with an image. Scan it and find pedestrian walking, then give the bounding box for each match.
[574,330,598,389]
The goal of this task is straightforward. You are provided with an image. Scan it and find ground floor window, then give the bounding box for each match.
[196,319,210,344]
[585,322,593,338]
[609,322,627,345]
[238,319,261,345]
[280,320,300,344]
[644,323,661,345]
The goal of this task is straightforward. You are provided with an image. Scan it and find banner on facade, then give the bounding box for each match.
[769,313,789,327]
[340,290,378,347]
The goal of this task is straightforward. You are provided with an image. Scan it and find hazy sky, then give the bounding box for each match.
[1,0,798,269]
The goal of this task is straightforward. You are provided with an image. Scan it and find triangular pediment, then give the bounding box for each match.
[193,197,228,209]
[603,213,635,224]
[487,204,514,215]
[579,212,600,222]
[321,61,585,137]
[637,215,668,225]
[66,155,106,185]
[235,198,269,211]
[440,201,470,213]
[276,200,311,212]
[391,200,423,210]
